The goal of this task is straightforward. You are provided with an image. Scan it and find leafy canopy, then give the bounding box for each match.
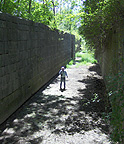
[79,0,124,49]
[0,0,81,31]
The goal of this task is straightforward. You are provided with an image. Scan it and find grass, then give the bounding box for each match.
[76,51,97,63]
[66,60,74,68]
[66,50,97,68]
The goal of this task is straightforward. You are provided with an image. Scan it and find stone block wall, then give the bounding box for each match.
[0,12,75,124]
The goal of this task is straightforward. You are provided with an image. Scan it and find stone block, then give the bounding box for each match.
[12,29,18,41]
[18,41,23,52]
[6,21,14,29]
[6,74,10,84]
[1,76,6,90]
[0,12,6,20]
[13,78,19,92]
[0,28,4,41]
[0,20,6,28]
[7,29,13,41]
[4,54,9,66]
[6,83,12,96]
[0,42,5,55]
[4,42,9,54]
[0,67,5,77]
[3,66,8,75]
[18,23,29,31]
[18,31,28,41]
[0,55,2,68]
[2,87,8,99]
[0,88,24,124]
[0,55,5,67]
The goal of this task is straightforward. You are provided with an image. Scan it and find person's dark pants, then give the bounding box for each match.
[60,77,65,89]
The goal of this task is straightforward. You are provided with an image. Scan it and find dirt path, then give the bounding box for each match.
[0,64,111,144]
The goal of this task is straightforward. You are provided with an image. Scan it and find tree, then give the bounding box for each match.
[29,0,32,14]
[79,0,124,49]
[0,0,82,38]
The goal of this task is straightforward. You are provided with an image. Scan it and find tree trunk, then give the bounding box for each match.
[52,0,56,26]
[17,0,20,16]
[29,0,32,14]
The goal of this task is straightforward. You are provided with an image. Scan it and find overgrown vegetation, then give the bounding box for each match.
[76,51,97,64]
[79,1,124,143]
[66,48,97,68]
[79,0,124,50]
[66,60,74,68]
[106,72,124,143]
[0,0,54,25]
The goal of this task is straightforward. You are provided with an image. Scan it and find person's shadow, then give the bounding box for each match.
[60,88,66,92]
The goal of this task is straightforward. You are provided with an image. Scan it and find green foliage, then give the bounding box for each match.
[78,0,124,142]
[0,0,82,41]
[54,0,82,39]
[0,0,54,25]
[67,50,97,68]
[79,0,124,49]
[66,60,74,68]
[81,93,101,107]
[106,72,124,143]
[68,60,74,65]
[76,51,97,64]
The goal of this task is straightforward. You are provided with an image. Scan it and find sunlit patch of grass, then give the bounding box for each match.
[81,53,97,64]
[66,50,97,68]
[76,52,97,64]
[76,52,83,57]
[68,60,74,65]
[66,60,74,68]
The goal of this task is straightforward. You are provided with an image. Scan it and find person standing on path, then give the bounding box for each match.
[59,66,68,90]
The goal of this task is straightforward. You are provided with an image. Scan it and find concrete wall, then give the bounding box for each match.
[96,29,120,79]
[0,12,75,124]
[95,22,124,143]
[95,24,124,82]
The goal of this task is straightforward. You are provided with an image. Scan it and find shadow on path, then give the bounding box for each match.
[0,64,110,144]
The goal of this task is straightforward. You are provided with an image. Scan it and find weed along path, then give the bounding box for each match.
[0,63,111,144]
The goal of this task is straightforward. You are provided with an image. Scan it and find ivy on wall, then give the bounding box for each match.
[106,72,124,143]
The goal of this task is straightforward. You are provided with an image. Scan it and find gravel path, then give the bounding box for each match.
[0,64,111,144]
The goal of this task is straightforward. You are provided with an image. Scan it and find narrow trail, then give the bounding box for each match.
[0,64,111,144]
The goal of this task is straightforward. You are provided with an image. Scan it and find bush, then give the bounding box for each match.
[76,52,97,64]
[66,60,74,68]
